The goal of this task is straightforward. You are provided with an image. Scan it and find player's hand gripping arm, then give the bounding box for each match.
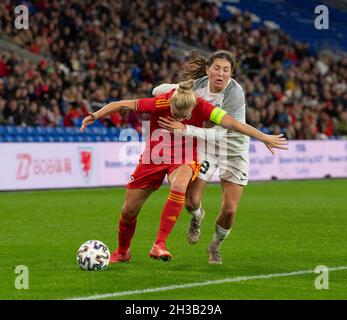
[80,100,135,132]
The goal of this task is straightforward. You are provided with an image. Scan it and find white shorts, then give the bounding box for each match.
[198,152,249,186]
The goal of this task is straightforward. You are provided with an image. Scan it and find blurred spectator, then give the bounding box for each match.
[3,100,20,125]
[0,55,10,77]
[318,110,335,139]
[336,111,347,137]
[0,97,6,124]
[24,102,40,126]
[63,104,88,127]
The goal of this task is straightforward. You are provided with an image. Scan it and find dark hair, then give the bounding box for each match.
[178,50,236,81]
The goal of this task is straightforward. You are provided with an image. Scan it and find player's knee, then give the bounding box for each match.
[185,195,200,212]
[170,180,189,194]
[221,205,237,218]
[121,203,139,221]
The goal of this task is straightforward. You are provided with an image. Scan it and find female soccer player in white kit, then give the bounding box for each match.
[153,50,258,264]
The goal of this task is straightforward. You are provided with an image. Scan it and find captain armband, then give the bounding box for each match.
[209,108,227,125]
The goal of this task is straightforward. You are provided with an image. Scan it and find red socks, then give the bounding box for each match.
[117,190,185,253]
[155,190,185,245]
[117,216,137,254]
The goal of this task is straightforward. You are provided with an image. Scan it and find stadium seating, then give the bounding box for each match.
[0,0,346,142]
[220,0,347,53]
[0,125,130,142]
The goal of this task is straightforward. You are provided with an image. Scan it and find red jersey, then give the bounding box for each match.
[134,90,217,164]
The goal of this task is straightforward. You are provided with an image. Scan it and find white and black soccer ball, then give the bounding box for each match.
[76,240,110,271]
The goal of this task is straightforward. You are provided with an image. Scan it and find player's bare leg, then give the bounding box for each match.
[150,165,193,261]
[208,180,243,264]
[110,188,153,263]
[185,177,208,244]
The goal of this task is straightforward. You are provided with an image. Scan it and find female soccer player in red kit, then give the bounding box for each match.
[80,80,287,262]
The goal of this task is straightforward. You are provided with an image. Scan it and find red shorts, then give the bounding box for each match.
[127,158,201,190]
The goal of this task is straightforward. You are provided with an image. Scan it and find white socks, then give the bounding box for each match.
[189,207,204,223]
[189,208,232,249]
[211,224,231,249]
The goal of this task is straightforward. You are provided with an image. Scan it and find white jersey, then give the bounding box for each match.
[192,76,250,157]
[152,77,250,185]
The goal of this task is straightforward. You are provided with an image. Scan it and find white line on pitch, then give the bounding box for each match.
[68,265,347,300]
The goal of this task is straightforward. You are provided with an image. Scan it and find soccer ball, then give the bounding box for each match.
[76,240,110,271]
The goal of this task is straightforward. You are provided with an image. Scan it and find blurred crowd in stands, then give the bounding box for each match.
[0,0,347,139]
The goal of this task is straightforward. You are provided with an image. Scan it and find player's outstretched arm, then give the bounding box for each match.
[219,114,288,155]
[80,100,135,132]
[158,115,288,155]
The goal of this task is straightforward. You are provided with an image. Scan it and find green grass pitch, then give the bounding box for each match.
[1,179,347,300]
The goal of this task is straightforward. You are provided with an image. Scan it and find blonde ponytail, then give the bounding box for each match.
[177,79,195,93]
[170,79,196,119]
